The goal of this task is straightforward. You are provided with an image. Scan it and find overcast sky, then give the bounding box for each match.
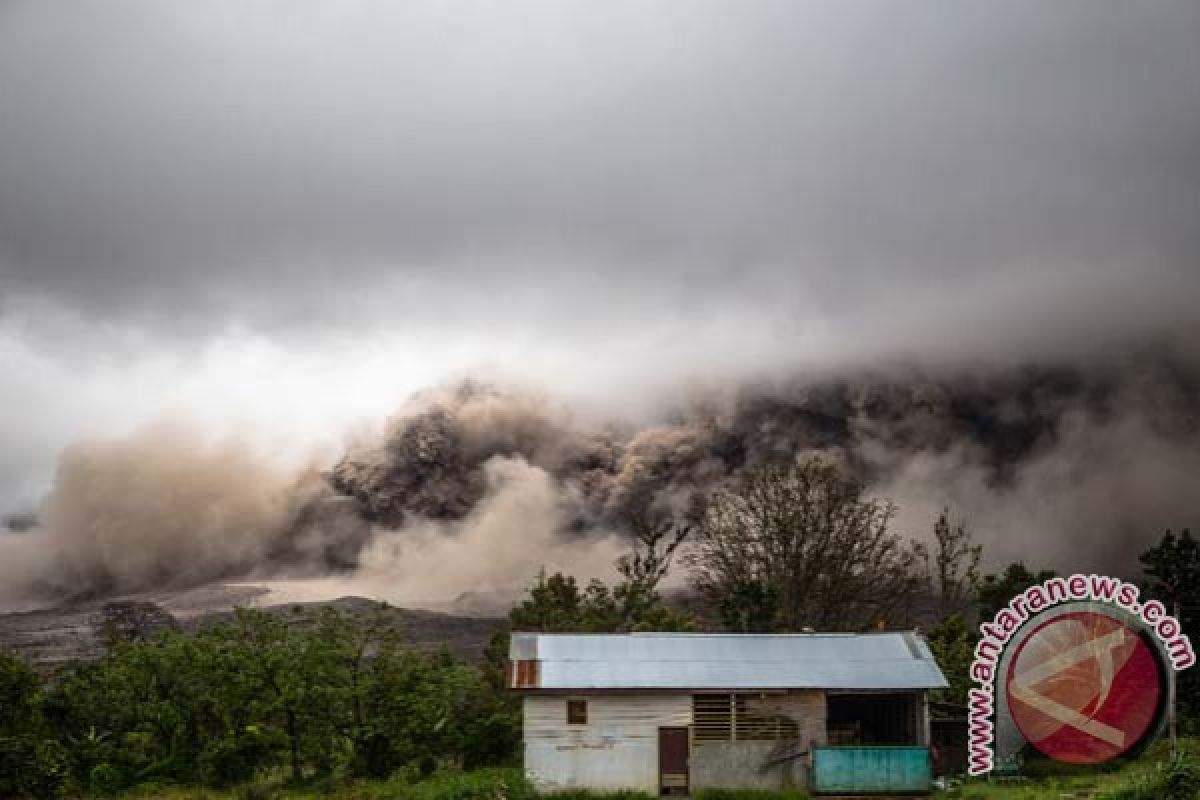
[2,0,1199,509]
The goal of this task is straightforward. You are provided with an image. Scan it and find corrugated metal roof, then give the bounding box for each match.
[509,632,947,690]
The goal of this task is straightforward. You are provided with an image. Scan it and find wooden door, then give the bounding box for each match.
[658,727,689,796]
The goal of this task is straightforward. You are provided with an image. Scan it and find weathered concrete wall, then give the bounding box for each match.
[755,690,828,750]
[524,693,691,793]
[691,690,828,791]
[691,740,802,790]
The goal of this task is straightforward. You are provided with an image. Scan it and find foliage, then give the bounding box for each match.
[508,509,695,635]
[1097,754,1200,800]
[33,606,511,793]
[505,572,692,634]
[0,650,67,798]
[687,458,928,631]
[390,768,536,800]
[926,613,976,708]
[545,790,657,800]
[1140,528,1200,734]
[976,562,1056,620]
[692,790,808,800]
[97,600,181,648]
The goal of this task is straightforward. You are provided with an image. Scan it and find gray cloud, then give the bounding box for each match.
[0,0,1197,344]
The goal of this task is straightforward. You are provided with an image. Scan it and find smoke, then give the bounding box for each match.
[1,352,1197,611]
[268,456,624,609]
[0,424,326,604]
[881,393,1200,574]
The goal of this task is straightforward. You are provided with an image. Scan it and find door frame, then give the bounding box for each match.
[658,726,690,796]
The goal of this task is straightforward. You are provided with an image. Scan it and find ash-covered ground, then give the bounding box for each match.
[0,582,505,675]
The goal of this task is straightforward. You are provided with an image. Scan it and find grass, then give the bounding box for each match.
[103,740,1200,800]
[693,789,807,800]
[935,739,1200,799]
[111,768,537,800]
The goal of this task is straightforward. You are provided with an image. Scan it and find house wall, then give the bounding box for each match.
[523,693,691,793]
[523,691,829,793]
[691,690,827,792]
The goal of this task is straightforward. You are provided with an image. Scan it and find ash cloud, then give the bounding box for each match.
[6,358,1197,609]
[0,424,370,606]
[0,2,1199,607]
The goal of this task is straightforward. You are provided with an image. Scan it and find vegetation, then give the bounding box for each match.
[0,607,519,798]
[687,458,928,631]
[692,789,807,800]
[928,509,982,620]
[935,744,1200,799]
[925,613,976,707]
[0,650,67,798]
[1141,528,1200,734]
[87,749,1198,800]
[976,562,1057,621]
[2,456,1197,796]
[508,509,695,634]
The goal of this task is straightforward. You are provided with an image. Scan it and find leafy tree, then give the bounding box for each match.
[976,562,1056,620]
[1140,529,1199,611]
[925,613,976,707]
[713,578,779,633]
[688,458,928,631]
[0,651,66,798]
[43,606,513,791]
[1140,528,1199,733]
[509,509,695,634]
[508,572,608,632]
[508,571,694,634]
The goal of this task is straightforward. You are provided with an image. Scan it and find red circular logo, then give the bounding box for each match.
[1006,611,1164,764]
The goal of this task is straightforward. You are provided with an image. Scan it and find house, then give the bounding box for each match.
[508,632,948,796]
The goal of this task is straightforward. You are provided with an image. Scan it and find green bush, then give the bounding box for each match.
[546,790,657,800]
[0,734,68,798]
[693,789,808,800]
[1160,758,1200,800]
[1099,755,1200,800]
[89,762,126,795]
[199,732,275,788]
[397,768,537,800]
[41,607,517,790]
[0,651,67,798]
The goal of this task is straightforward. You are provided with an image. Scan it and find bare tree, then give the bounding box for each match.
[616,507,692,592]
[928,507,981,620]
[687,458,927,632]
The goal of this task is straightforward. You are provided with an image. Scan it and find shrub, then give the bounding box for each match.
[89,762,126,795]
[693,789,808,800]
[0,652,67,798]
[199,733,274,787]
[546,790,657,800]
[1154,756,1200,800]
[396,768,537,800]
[1099,754,1200,800]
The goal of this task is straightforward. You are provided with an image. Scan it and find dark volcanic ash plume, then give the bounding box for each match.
[330,356,1200,576]
[7,354,1193,609]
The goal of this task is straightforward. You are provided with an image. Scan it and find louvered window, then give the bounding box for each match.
[692,694,800,741]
